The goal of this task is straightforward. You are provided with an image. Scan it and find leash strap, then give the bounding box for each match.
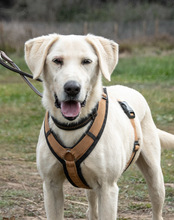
[44,90,108,189]
[0,51,43,97]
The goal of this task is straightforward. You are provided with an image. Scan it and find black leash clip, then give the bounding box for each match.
[118,101,135,119]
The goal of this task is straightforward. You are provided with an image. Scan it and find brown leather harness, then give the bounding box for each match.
[44,89,140,189]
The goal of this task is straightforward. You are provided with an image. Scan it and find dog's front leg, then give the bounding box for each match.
[43,179,64,220]
[98,183,119,220]
[86,189,98,220]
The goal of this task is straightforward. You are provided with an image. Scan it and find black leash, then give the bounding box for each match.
[0,51,43,98]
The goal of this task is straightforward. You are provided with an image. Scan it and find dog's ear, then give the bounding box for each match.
[86,35,119,81]
[25,34,59,79]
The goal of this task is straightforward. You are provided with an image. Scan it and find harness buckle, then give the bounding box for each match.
[119,101,135,119]
[134,141,140,152]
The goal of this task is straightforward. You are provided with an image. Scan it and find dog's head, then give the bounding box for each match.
[25,34,119,121]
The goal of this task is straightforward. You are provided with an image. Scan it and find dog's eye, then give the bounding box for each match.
[53,58,63,65]
[82,59,92,65]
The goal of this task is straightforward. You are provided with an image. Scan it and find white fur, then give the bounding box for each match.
[25,34,174,220]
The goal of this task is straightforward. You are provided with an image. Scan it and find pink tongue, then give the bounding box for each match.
[61,101,81,118]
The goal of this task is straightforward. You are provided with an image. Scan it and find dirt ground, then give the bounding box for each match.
[0,155,174,220]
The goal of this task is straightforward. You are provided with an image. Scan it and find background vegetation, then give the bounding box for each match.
[0,0,174,22]
[0,0,174,54]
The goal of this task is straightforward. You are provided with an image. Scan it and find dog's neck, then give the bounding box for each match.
[51,103,98,131]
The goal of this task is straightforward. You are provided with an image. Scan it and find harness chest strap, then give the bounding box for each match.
[44,92,108,189]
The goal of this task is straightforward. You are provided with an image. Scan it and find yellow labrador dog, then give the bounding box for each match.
[25,34,174,220]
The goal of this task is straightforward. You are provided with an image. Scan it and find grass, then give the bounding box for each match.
[0,51,174,218]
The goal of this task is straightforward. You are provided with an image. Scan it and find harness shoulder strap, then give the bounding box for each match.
[44,90,108,189]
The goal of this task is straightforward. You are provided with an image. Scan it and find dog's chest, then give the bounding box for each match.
[56,126,90,147]
[44,93,108,189]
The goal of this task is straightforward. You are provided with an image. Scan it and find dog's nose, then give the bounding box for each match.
[64,81,81,96]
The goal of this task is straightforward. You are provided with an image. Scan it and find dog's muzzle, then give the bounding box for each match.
[54,80,87,121]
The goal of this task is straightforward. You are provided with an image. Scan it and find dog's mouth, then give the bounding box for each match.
[54,94,87,121]
[61,101,81,120]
